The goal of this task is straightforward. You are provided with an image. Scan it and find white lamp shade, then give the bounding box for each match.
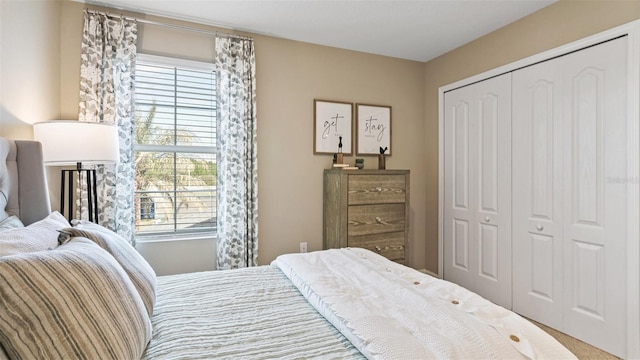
[33,121,120,165]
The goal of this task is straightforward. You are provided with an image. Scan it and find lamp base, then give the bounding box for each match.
[60,166,98,223]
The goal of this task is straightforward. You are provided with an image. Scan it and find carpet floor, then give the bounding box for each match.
[529,319,620,359]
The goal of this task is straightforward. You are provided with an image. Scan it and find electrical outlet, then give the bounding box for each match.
[299,242,308,253]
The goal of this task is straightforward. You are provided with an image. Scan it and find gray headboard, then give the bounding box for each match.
[0,137,51,225]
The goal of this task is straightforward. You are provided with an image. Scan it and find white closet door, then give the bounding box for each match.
[561,37,627,356]
[513,37,627,357]
[512,52,565,329]
[443,73,512,308]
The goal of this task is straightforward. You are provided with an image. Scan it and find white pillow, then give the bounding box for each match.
[0,211,69,256]
[0,215,24,231]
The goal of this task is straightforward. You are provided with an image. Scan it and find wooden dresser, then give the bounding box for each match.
[323,169,410,264]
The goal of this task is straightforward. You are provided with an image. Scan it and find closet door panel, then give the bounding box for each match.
[479,224,497,274]
[512,58,565,328]
[475,83,511,308]
[444,73,511,308]
[444,89,476,290]
[530,81,555,220]
[479,93,499,213]
[479,93,499,281]
[453,101,470,210]
[452,219,470,270]
[572,68,603,225]
[530,233,555,300]
[567,66,606,319]
[561,37,627,356]
[571,241,604,316]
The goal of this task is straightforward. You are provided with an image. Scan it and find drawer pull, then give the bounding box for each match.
[375,217,383,224]
[375,187,382,192]
[371,245,403,253]
[536,224,544,231]
[485,216,490,222]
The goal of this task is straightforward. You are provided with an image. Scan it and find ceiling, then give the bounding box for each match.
[81,0,557,62]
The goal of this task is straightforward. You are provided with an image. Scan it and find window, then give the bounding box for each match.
[134,54,216,237]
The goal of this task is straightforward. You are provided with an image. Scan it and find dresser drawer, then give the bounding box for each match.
[348,232,405,263]
[348,175,406,205]
[324,169,409,263]
[347,204,405,236]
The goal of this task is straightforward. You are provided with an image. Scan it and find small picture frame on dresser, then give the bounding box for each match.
[356,104,391,156]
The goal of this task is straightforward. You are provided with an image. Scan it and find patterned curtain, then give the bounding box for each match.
[215,36,258,269]
[78,11,137,244]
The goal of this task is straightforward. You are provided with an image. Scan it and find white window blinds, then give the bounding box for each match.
[134,54,216,236]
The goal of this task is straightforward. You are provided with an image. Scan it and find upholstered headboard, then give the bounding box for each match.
[0,137,51,225]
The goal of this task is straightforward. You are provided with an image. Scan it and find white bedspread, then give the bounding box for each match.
[273,248,577,360]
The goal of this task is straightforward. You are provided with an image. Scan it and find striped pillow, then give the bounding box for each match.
[0,238,152,359]
[59,225,157,317]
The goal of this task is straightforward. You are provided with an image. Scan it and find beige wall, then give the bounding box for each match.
[0,0,63,212]
[0,0,61,139]
[254,36,426,267]
[56,1,427,272]
[423,0,640,273]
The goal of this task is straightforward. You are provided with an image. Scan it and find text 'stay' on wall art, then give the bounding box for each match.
[356,104,391,155]
[314,99,353,155]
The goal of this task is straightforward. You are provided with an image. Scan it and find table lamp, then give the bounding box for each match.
[33,121,119,222]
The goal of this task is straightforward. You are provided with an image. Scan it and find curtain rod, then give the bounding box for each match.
[85,9,253,41]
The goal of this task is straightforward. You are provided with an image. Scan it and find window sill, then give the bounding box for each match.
[135,232,216,244]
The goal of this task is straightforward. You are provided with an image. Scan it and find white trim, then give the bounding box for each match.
[437,84,445,280]
[137,53,215,72]
[624,22,640,360]
[134,144,215,154]
[136,232,216,244]
[438,19,640,359]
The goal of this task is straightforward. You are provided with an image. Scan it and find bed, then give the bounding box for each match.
[0,137,577,359]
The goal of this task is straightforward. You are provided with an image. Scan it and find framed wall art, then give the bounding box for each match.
[314,99,353,155]
[356,103,391,155]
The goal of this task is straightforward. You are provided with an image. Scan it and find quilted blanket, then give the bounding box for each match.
[142,265,363,359]
[273,248,577,360]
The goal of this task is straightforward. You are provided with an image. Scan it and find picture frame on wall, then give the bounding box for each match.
[313,99,353,155]
[356,103,392,155]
